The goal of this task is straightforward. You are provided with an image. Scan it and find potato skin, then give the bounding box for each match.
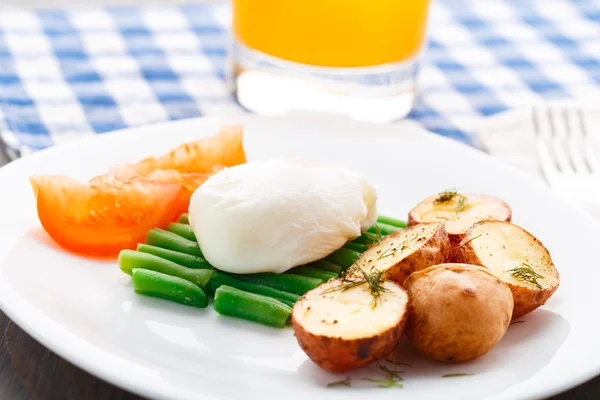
[291,280,409,373]
[391,223,450,286]
[404,263,513,363]
[453,221,559,319]
[293,314,407,373]
[355,222,451,287]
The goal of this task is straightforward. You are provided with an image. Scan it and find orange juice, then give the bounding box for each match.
[232,0,430,68]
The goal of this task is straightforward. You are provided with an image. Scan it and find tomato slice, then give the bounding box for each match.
[120,125,245,177]
[30,175,181,256]
[144,169,222,217]
[89,167,222,218]
[87,125,243,216]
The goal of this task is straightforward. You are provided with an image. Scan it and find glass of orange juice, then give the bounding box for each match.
[228,0,431,122]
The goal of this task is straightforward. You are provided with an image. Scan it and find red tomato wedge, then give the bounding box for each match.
[89,168,224,218]
[30,175,181,256]
[88,125,244,216]
[111,125,246,178]
[134,125,245,174]
[144,169,223,217]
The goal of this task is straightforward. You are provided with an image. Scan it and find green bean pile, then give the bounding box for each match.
[118,213,407,328]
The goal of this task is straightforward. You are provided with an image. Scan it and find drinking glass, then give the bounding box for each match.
[228,0,431,123]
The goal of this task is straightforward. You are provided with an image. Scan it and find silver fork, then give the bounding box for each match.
[533,106,600,207]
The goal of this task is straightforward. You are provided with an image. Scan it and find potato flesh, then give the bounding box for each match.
[411,194,510,234]
[360,223,440,275]
[469,223,557,290]
[294,280,408,340]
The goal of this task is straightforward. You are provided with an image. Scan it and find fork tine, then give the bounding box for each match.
[584,147,600,174]
[578,108,586,137]
[533,107,560,185]
[546,107,573,174]
[546,107,557,137]
[564,108,589,174]
[536,136,560,186]
[578,109,600,174]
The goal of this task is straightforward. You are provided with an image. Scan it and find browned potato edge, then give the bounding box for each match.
[452,221,559,319]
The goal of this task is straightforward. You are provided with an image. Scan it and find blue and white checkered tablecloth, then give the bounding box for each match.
[1,0,600,159]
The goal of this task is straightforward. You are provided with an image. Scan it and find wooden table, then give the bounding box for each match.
[0,147,598,399]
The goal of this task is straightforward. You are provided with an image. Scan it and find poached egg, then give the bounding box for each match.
[188,159,377,274]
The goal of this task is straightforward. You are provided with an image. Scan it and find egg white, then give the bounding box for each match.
[188,159,377,274]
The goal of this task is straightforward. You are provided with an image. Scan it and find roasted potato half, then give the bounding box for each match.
[453,221,559,319]
[404,263,513,363]
[350,222,451,286]
[292,278,409,373]
[408,192,512,246]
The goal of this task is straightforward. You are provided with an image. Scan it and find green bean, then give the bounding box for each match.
[377,215,407,228]
[136,244,212,270]
[287,266,338,281]
[235,273,323,295]
[351,231,381,245]
[132,268,208,308]
[177,213,190,224]
[279,299,296,308]
[145,228,202,257]
[368,222,399,236]
[214,285,292,328]
[119,250,213,288]
[343,242,367,253]
[206,271,300,304]
[167,222,196,242]
[325,248,361,270]
[307,260,342,275]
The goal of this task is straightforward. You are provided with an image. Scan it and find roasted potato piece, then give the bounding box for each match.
[352,222,451,286]
[408,191,512,246]
[292,278,409,373]
[404,263,513,363]
[453,221,559,319]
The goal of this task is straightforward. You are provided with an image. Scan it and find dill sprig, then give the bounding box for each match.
[387,361,413,368]
[455,234,482,249]
[364,363,404,388]
[454,195,468,213]
[433,189,468,214]
[434,190,458,204]
[505,263,544,289]
[322,265,390,308]
[373,224,383,244]
[442,373,473,378]
[377,246,397,260]
[327,377,351,387]
[510,320,525,325]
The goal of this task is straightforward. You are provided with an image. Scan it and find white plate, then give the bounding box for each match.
[0,114,598,400]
